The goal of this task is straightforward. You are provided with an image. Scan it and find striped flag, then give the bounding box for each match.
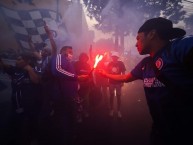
[0,4,62,52]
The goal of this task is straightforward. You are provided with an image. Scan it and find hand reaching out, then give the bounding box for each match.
[97,69,107,77]
[77,75,90,81]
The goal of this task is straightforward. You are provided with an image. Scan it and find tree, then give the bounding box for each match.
[83,0,186,51]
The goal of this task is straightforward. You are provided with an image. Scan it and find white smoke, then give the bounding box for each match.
[44,19,69,52]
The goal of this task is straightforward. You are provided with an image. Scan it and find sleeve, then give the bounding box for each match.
[130,58,147,80]
[120,61,126,73]
[51,54,78,80]
[73,61,79,74]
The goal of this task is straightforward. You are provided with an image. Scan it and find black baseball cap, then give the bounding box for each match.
[138,17,186,39]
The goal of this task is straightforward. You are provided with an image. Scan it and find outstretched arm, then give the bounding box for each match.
[44,21,57,56]
[28,35,41,60]
[98,69,136,83]
[51,54,89,81]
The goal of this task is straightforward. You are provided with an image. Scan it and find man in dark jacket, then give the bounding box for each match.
[99,17,193,145]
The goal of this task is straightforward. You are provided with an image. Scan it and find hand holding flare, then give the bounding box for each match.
[89,54,103,76]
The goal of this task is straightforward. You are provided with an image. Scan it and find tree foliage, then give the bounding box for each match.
[83,0,186,35]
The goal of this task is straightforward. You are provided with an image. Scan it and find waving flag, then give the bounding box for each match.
[0,5,62,52]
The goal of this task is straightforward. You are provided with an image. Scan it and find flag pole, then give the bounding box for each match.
[56,0,59,22]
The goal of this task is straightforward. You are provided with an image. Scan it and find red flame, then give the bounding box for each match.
[93,54,103,68]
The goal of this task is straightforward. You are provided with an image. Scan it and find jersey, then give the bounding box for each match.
[74,60,91,87]
[4,66,41,113]
[108,60,126,84]
[131,35,193,128]
[74,61,91,75]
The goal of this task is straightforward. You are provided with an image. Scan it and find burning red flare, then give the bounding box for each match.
[93,54,103,68]
[89,54,103,76]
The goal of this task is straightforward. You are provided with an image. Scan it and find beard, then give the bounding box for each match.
[138,45,150,55]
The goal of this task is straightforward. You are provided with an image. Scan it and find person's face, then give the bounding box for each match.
[66,48,73,56]
[41,48,50,58]
[61,48,73,60]
[135,32,151,55]
[60,48,72,55]
[112,56,118,62]
[15,56,27,68]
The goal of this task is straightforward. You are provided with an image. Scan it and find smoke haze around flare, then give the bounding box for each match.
[100,0,145,35]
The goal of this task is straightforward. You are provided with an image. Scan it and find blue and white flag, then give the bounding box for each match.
[0,5,63,51]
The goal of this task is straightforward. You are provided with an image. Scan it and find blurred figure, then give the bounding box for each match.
[0,53,41,145]
[107,51,126,118]
[74,52,92,122]
[28,35,51,75]
[42,21,88,145]
[94,53,109,109]
[37,22,59,145]
[51,46,77,145]
[51,45,88,145]
[28,25,55,123]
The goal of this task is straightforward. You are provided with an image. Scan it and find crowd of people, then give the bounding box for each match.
[0,21,126,145]
[0,17,193,145]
